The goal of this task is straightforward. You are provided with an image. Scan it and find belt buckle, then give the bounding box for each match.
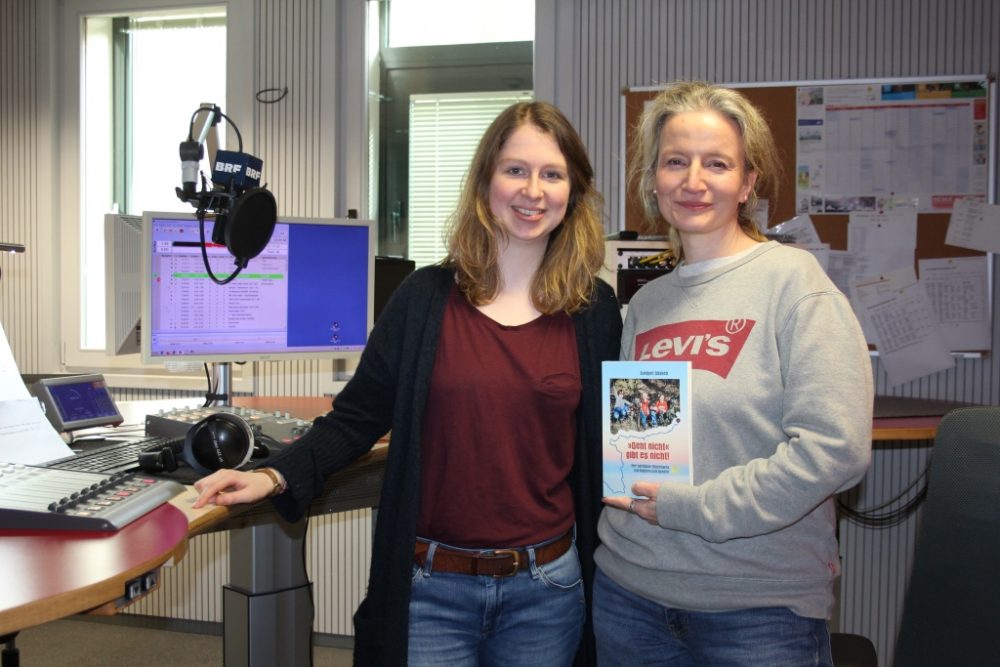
[484,549,520,577]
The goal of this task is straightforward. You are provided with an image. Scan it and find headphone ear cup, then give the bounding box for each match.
[137,439,182,473]
[183,413,256,476]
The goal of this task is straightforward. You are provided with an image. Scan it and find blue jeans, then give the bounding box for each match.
[593,568,833,667]
[408,538,584,667]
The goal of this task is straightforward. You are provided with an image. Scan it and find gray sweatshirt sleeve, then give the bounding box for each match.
[656,290,874,543]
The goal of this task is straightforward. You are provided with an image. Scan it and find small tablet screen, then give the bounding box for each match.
[33,374,124,432]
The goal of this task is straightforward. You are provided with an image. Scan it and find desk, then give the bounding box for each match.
[0,396,383,667]
[192,396,384,667]
[0,395,961,663]
[871,415,940,441]
[0,502,190,636]
[870,395,984,442]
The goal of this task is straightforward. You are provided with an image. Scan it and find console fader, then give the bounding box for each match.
[0,463,185,531]
[145,405,314,446]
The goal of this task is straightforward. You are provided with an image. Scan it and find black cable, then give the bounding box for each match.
[187,105,244,153]
[837,461,931,528]
[255,86,288,104]
[187,105,247,285]
[302,514,316,667]
[202,363,213,407]
[196,207,242,285]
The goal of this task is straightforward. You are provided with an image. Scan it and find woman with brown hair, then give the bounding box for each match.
[195,101,621,666]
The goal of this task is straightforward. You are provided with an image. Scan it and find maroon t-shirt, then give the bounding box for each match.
[416,286,580,548]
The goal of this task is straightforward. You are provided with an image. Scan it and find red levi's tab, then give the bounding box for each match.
[633,319,756,379]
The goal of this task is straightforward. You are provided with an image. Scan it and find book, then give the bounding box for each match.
[602,360,693,497]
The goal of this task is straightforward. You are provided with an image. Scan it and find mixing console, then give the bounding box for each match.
[0,462,184,532]
[145,405,313,445]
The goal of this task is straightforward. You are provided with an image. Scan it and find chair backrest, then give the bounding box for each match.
[893,406,1000,666]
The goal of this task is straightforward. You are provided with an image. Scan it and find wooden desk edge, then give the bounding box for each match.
[872,416,941,442]
[0,505,191,637]
[171,443,389,534]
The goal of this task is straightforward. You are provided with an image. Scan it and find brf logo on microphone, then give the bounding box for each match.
[212,150,264,190]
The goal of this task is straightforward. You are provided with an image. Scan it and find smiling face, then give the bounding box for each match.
[654,110,758,260]
[488,123,571,249]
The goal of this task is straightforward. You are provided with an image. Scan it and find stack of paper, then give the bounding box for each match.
[0,322,75,464]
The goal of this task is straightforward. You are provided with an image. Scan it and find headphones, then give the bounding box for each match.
[138,412,269,476]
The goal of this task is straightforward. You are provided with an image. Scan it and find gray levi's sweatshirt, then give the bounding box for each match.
[595,241,874,620]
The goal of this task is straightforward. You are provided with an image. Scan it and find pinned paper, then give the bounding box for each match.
[918,256,991,351]
[853,269,954,386]
[945,198,1000,253]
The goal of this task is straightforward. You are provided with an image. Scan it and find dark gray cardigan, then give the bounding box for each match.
[266,265,622,666]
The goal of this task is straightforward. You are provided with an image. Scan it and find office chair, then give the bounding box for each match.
[893,406,1000,666]
[830,632,877,667]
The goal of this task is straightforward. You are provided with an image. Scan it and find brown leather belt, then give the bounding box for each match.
[413,532,573,578]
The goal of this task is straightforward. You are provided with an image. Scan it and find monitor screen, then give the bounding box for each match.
[31,373,124,432]
[141,212,374,363]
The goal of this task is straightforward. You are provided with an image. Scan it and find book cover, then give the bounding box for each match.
[602,360,693,497]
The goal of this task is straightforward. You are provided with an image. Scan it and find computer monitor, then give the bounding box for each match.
[140,211,374,364]
[374,256,415,322]
[105,213,143,355]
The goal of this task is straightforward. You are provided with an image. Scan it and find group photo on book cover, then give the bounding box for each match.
[602,360,693,497]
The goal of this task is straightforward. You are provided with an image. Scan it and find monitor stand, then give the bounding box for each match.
[209,362,233,407]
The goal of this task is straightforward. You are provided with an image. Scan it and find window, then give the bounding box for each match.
[407,91,532,268]
[387,0,533,47]
[80,8,226,353]
[372,0,534,261]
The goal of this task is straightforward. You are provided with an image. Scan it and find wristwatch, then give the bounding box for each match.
[253,467,286,497]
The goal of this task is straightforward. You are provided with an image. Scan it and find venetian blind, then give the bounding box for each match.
[407,91,533,268]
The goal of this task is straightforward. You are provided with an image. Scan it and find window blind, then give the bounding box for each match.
[407,91,532,268]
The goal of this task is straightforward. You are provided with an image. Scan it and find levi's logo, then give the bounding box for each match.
[634,319,756,378]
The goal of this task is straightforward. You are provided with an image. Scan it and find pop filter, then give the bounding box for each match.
[224,187,277,267]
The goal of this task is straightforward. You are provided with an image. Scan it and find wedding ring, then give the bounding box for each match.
[628,499,637,514]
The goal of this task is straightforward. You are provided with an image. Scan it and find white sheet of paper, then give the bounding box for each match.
[847,259,913,344]
[853,268,954,386]
[827,250,863,298]
[847,210,918,253]
[945,198,1000,254]
[792,242,831,271]
[0,398,75,465]
[829,250,910,312]
[0,321,30,401]
[770,215,822,244]
[918,256,992,351]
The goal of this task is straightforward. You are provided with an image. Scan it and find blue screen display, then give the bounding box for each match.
[48,380,118,422]
[145,215,372,361]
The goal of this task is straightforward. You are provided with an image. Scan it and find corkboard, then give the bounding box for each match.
[621,84,987,263]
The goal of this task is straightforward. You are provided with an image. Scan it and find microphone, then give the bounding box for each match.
[174,105,277,279]
[178,139,203,201]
